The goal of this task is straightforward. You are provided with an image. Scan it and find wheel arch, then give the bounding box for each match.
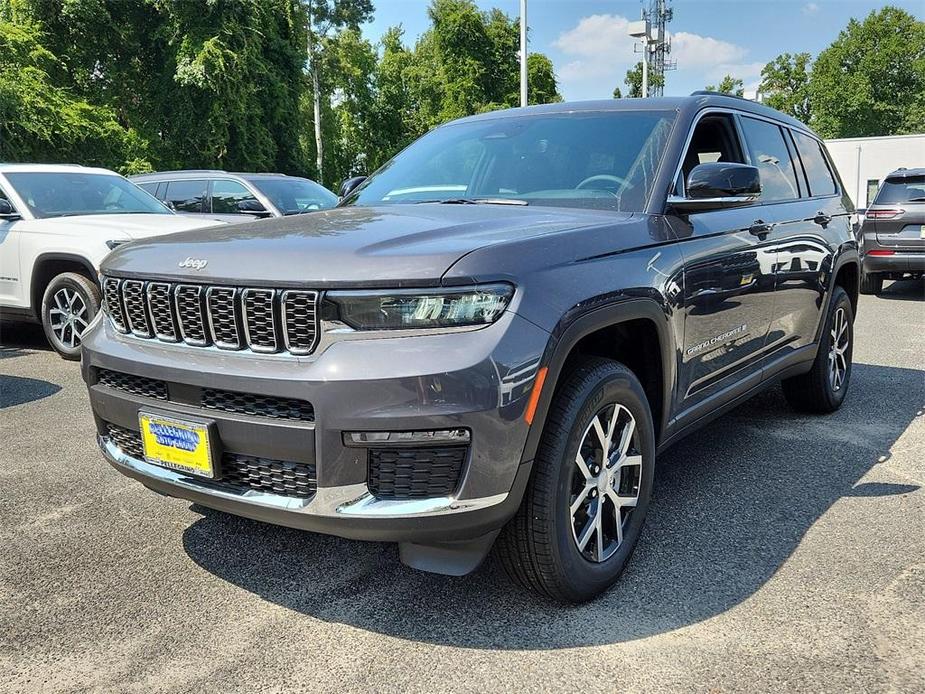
[31,253,98,315]
[521,299,675,463]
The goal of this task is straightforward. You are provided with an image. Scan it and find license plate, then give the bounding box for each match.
[919,225,925,239]
[139,412,216,478]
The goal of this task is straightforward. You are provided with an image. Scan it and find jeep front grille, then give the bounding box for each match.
[102,277,319,356]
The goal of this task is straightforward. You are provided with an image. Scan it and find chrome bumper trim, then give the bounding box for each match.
[99,435,507,519]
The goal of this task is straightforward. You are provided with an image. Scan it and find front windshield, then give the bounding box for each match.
[5,172,171,219]
[249,177,338,215]
[346,110,676,212]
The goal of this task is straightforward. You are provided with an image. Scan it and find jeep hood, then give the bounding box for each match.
[102,205,634,287]
[30,213,224,240]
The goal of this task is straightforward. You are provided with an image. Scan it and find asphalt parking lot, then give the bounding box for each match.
[1,280,923,693]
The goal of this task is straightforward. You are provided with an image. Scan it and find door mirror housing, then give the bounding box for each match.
[236,198,270,216]
[668,162,761,213]
[339,176,367,199]
[0,198,21,221]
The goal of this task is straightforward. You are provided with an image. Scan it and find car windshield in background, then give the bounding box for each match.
[346,110,677,212]
[5,172,170,219]
[875,175,925,203]
[248,177,338,215]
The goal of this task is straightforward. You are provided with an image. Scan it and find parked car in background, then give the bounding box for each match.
[83,95,859,602]
[857,167,925,294]
[0,164,225,359]
[130,171,338,222]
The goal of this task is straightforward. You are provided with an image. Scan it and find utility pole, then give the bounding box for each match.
[520,0,528,107]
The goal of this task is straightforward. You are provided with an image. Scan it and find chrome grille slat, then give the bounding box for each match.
[122,280,152,338]
[146,282,178,341]
[206,286,241,349]
[175,285,208,346]
[102,278,128,333]
[242,288,278,353]
[281,290,319,355]
[102,277,318,356]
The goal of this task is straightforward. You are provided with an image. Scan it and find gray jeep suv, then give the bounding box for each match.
[81,95,860,602]
[857,167,925,294]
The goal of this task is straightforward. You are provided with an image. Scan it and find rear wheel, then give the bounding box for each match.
[781,285,853,413]
[497,358,655,603]
[41,272,101,360]
[859,270,882,295]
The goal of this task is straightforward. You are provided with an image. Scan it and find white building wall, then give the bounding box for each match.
[824,134,925,208]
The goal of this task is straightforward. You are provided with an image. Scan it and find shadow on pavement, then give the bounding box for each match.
[0,321,51,359]
[182,362,922,648]
[878,278,925,302]
[0,375,62,408]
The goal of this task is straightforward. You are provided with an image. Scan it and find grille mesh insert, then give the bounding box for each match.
[207,287,240,349]
[201,389,314,421]
[103,278,127,333]
[282,291,319,354]
[146,282,177,340]
[97,369,168,400]
[176,285,207,345]
[121,280,151,337]
[368,446,467,500]
[242,289,277,351]
[104,423,316,499]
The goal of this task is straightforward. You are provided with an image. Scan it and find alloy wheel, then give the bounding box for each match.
[828,306,849,391]
[569,403,642,563]
[49,287,89,349]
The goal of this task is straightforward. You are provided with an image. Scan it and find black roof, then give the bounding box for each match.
[885,167,925,179]
[451,93,815,136]
[130,170,292,180]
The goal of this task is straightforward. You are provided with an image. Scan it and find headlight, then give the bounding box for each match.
[326,284,513,330]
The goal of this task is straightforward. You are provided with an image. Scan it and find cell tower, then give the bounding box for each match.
[629,0,676,97]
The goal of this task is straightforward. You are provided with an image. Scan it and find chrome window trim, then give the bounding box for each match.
[241,287,279,353]
[121,279,153,338]
[205,285,242,350]
[174,284,210,347]
[280,289,319,356]
[145,281,179,342]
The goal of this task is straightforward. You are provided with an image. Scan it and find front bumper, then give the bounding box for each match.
[81,310,548,545]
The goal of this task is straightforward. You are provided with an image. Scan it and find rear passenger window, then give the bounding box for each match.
[739,117,801,202]
[164,180,207,213]
[791,131,838,197]
[211,180,259,214]
[137,182,160,197]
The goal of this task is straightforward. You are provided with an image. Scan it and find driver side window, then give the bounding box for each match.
[677,113,746,195]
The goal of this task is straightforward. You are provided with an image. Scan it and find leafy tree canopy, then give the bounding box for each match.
[705,74,744,97]
[759,52,812,123]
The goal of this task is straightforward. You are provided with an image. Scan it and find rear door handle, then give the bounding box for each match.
[748,220,773,237]
[813,211,832,226]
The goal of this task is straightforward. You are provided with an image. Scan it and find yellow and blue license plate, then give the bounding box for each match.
[139,412,215,478]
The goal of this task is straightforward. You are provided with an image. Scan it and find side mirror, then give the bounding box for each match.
[236,198,269,216]
[0,198,21,221]
[668,162,760,213]
[339,176,367,199]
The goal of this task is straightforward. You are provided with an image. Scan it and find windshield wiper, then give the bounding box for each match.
[415,197,528,206]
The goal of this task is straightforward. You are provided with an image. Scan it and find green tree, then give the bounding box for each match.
[612,86,622,99]
[303,0,374,184]
[705,74,744,96]
[809,6,925,137]
[623,61,663,98]
[0,19,138,167]
[759,52,812,122]
[527,53,560,105]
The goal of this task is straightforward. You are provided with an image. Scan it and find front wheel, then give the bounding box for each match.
[496,358,655,603]
[41,272,101,360]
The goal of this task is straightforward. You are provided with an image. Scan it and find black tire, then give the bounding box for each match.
[40,272,101,360]
[859,270,882,295]
[781,285,853,413]
[496,357,655,603]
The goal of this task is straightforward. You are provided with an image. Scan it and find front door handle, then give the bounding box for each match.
[813,211,832,227]
[748,220,773,237]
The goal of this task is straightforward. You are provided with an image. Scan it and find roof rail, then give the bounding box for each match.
[135,169,229,175]
[689,90,755,103]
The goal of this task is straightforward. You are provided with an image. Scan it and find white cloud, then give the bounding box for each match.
[671,32,748,67]
[707,61,766,81]
[802,3,820,15]
[552,14,638,60]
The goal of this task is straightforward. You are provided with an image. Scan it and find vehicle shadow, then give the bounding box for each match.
[182,362,922,648]
[0,321,51,359]
[0,374,62,408]
[878,278,925,301]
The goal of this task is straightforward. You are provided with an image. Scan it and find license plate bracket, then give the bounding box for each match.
[138,410,220,479]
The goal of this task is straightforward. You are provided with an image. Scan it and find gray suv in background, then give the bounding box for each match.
[858,167,925,294]
[131,170,337,222]
[83,95,860,602]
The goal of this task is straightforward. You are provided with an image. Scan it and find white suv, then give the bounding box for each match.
[0,164,225,359]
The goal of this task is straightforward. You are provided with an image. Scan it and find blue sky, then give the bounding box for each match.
[362,0,924,100]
